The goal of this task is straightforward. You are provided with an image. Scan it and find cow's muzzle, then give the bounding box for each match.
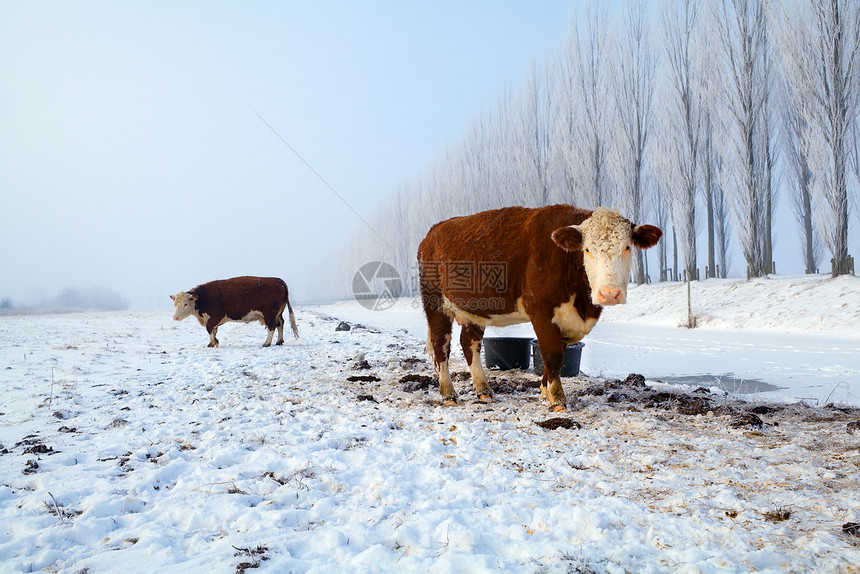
[595,287,625,306]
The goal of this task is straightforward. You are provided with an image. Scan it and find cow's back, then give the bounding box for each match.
[418,205,593,306]
[192,276,286,319]
[420,207,527,261]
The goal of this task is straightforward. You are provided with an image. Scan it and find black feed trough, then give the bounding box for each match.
[483,337,531,371]
[531,339,584,377]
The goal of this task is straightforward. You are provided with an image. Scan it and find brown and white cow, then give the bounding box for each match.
[170,276,299,347]
[417,205,662,411]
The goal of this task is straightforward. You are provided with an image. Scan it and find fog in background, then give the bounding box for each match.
[1,1,575,310]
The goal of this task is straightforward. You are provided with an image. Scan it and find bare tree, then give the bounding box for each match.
[714,0,771,278]
[661,0,701,280]
[695,11,726,280]
[489,86,520,208]
[613,0,657,283]
[552,39,580,204]
[779,0,860,275]
[781,73,823,273]
[514,59,551,206]
[713,166,733,277]
[543,53,571,206]
[569,2,615,207]
[761,22,779,274]
[701,110,717,278]
[652,177,672,280]
[460,113,492,213]
[852,120,860,220]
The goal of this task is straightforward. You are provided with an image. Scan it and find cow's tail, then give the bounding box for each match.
[286,294,299,340]
[288,303,299,339]
[281,279,299,339]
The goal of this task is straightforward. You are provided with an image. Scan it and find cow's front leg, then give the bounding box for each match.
[206,317,222,347]
[425,308,456,405]
[460,323,492,402]
[531,320,567,411]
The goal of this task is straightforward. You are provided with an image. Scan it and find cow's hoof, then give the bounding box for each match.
[276,340,284,346]
[477,393,493,403]
[443,398,459,407]
[207,343,216,348]
[551,404,567,413]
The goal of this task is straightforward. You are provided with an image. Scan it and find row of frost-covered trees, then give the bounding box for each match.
[322,0,859,300]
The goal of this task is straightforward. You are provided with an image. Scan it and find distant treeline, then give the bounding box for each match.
[0,287,128,313]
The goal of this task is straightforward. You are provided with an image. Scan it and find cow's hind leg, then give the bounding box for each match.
[460,322,492,402]
[275,312,285,346]
[262,329,275,347]
[425,307,456,405]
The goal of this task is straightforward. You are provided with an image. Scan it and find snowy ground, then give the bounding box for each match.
[322,274,860,407]
[1,275,859,573]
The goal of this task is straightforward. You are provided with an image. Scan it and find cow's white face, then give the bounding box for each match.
[170,291,198,321]
[552,208,662,306]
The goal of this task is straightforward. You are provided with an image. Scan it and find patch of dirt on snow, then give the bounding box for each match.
[488,373,542,395]
[346,375,380,383]
[535,417,582,431]
[398,374,435,392]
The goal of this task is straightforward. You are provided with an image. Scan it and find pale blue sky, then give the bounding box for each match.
[1,1,575,308]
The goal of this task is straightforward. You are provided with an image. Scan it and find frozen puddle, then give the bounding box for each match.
[654,374,782,394]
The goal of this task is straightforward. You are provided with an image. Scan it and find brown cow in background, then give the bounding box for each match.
[171,276,298,347]
[418,205,661,411]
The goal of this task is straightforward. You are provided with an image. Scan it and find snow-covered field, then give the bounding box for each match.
[1,275,859,573]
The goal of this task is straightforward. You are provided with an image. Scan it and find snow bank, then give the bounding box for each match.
[603,274,860,334]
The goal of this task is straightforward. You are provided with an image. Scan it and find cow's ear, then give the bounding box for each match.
[170,294,175,301]
[552,225,583,252]
[190,293,198,301]
[632,224,662,249]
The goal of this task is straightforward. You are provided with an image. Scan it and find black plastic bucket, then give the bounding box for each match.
[530,339,584,377]
[483,337,531,371]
